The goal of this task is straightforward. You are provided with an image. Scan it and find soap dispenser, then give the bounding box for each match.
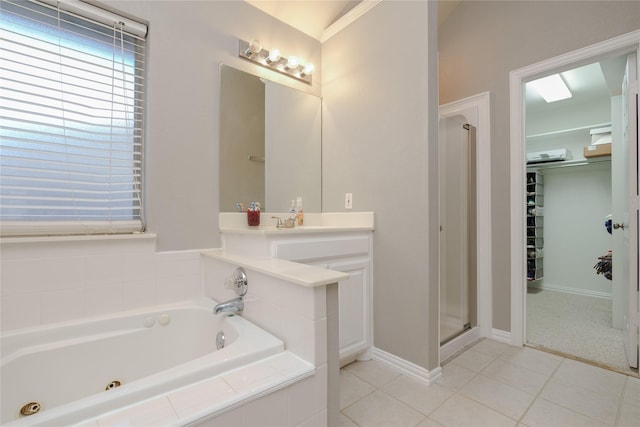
[296,196,304,226]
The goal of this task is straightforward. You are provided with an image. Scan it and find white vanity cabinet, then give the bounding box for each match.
[273,234,373,363]
[219,213,374,365]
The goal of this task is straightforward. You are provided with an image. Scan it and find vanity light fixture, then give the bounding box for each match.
[285,56,299,70]
[244,39,262,57]
[301,63,315,77]
[266,48,281,64]
[238,39,313,85]
[527,73,572,103]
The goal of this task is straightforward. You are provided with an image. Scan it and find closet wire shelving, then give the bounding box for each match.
[527,171,544,281]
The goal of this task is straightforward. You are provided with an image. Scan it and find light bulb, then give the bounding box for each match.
[248,39,262,54]
[301,63,315,76]
[286,56,299,70]
[267,49,281,63]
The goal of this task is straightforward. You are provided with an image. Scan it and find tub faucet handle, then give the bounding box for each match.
[224,267,248,296]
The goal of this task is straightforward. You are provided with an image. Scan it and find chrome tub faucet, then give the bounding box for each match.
[213,297,244,314]
[213,267,248,315]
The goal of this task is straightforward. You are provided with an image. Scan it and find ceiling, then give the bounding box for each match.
[245,0,461,40]
[245,1,626,114]
[525,55,628,114]
[245,0,360,40]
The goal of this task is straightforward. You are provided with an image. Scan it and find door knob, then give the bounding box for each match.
[613,223,625,230]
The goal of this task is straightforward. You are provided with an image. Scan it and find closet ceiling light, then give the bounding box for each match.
[238,39,313,85]
[527,74,572,103]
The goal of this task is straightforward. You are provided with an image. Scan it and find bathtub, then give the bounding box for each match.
[1,297,285,426]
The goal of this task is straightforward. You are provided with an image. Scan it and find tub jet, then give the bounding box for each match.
[105,380,122,390]
[20,402,41,417]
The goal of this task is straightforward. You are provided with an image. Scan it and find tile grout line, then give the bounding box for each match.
[341,363,457,426]
[339,368,381,423]
[448,344,568,425]
[514,352,566,426]
[341,341,633,427]
[613,377,632,427]
[430,343,507,424]
[341,366,429,425]
[453,351,530,424]
[527,357,622,426]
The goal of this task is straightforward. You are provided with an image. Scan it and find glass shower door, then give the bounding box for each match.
[439,116,477,345]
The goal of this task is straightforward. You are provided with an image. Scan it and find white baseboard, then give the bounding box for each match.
[491,328,511,344]
[527,282,611,300]
[371,347,442,384]
[370,331,515,384]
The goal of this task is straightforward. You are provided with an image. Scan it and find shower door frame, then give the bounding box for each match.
[439,92,493,363]
[439,119,474,344]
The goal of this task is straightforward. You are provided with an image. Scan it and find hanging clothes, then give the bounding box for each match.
[594,251,612,280]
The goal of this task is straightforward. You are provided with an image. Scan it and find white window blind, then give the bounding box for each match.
[0,0,147,237]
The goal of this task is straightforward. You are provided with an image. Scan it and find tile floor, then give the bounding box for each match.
[340,339,640,427]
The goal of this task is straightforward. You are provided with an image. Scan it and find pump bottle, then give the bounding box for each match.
[296,196,304,226]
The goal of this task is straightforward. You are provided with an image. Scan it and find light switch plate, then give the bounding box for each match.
[345,193,353,209]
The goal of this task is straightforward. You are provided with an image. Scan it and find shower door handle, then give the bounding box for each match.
[613,223,625,230]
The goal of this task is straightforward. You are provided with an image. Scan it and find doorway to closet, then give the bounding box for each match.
[510,32,639,376]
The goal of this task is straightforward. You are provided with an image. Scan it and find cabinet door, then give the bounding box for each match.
[328,260,370,360]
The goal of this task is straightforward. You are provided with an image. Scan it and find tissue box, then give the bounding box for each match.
[584,143,611,158]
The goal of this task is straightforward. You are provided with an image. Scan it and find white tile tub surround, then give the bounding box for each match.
[202,251,346,366]
[1,235,340,425]
[70,252,338,427]
[69,352,319,427]
[1,298,291,427]
[0,235,203,332]
[202,252,342,427]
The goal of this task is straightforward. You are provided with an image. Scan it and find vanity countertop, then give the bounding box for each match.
[219,212,375,234]
[202,249,348,287]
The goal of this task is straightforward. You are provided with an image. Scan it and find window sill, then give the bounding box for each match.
[0,232,157,245]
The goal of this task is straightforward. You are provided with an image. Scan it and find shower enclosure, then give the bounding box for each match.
[439,117,477,345]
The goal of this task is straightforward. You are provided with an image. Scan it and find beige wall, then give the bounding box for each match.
[322,1,440,370]
[439,0,640,331]
[106,0,442,372]
[104,0,321,251]
[97,0,640,371]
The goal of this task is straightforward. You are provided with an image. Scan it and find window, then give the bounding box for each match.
[0,0,147,236]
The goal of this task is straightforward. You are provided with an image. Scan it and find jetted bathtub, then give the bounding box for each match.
[1,297,284,426]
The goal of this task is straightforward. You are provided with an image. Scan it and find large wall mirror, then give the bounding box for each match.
[219,65,322,213]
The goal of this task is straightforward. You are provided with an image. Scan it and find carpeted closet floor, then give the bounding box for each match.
[526,287,638,377]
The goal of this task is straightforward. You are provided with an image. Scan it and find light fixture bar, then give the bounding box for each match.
[527,74,572,103]
[238,39,313,85]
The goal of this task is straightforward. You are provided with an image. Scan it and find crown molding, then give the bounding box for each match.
[320,0,382,43]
